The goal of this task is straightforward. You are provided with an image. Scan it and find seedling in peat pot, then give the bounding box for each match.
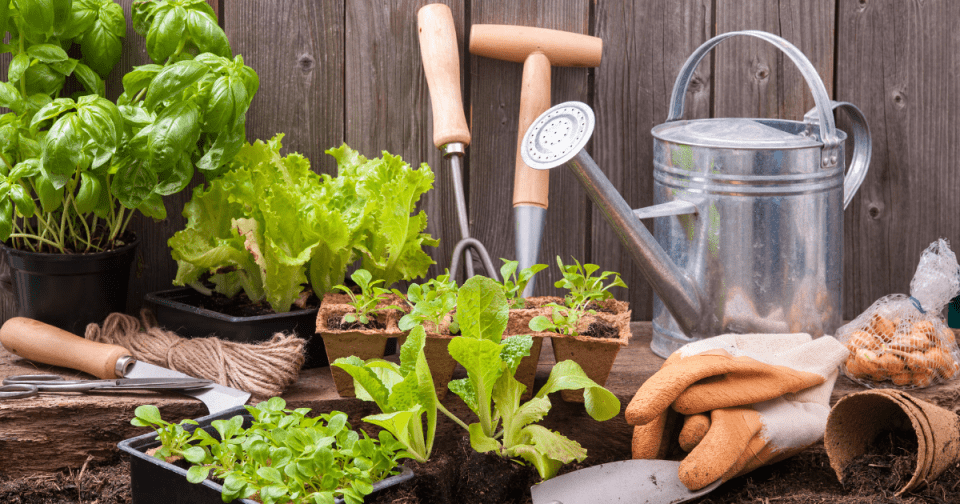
[499,259,548,308]
[333,269,396,325]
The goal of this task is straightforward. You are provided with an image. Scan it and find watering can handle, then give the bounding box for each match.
[666,30,840,151]
[804,101,872,210]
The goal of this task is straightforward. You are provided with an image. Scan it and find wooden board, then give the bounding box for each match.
[468,1,592,294]
[3,322,960,477]
[590,0,713,321]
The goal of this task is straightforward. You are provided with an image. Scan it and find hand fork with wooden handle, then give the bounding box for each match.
[0,317,250,415]
[417,3,498,281]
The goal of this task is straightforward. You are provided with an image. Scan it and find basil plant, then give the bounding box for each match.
[0,0,258,253]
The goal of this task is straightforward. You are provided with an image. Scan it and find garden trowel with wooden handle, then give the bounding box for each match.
[530,459,721,504]
[0,317,250,415]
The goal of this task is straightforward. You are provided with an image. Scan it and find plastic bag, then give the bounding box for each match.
[838,239,960,388]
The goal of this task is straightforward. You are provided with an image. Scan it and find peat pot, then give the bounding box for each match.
[2,237,138,335]
[520,30,871,358]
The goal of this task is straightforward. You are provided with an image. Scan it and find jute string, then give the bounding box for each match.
[84,310,305,400]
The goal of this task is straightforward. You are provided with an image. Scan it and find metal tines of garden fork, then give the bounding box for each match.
[442,143,498,282]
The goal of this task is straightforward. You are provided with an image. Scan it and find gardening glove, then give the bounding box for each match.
[627,333,848,491]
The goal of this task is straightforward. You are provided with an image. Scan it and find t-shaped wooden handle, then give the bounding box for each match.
[418,4,470,148]
[470,24,602,209]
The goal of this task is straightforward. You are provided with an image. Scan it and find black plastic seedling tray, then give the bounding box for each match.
[117,405,415,504]
[145,287,327,368]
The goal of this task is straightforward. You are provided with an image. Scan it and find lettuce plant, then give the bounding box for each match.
[333,325,448,463]
[454,276,622,479]
[169,138,438,313]
[0,0,258,253]
[131,398,404,504]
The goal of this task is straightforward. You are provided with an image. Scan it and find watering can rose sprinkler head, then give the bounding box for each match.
[520,101,704,339]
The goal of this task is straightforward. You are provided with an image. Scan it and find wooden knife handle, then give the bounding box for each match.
[513,52,551,209]
[0,317,128,379]
[418,3,471,148]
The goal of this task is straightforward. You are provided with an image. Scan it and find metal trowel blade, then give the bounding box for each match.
[530,459,722,504]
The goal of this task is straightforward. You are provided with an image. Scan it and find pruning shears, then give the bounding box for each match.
[0,374,213,399]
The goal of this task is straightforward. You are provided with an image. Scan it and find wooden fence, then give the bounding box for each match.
[1,0,958,324]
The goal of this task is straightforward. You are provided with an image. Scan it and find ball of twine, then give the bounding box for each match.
[85,310,305,400]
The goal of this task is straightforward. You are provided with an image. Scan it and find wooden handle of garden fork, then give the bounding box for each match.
[0,317,128,379]
[418,4,470,148]
[513,52,551,209]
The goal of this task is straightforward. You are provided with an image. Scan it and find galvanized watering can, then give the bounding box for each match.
[520,31,871,357]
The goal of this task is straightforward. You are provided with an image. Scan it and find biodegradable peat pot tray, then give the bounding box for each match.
[542,298,632,403]
[506,297,557,400]
[145,287,325,368]
[117,405,414,504]
[318,293,406,397]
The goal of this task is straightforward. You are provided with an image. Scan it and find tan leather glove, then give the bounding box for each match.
[628,333,849,491]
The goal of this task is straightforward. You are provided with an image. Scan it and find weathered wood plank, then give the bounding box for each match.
[223,0,344,176]
[344,0,463,284]
[590,0,713,322]
[838,0,960,321]
[6,323,960,476]
[714,0,836,120]
[469,0,592,296]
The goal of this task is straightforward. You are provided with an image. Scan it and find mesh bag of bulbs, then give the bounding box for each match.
[838,239,960,389]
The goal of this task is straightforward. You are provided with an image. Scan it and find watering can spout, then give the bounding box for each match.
[520,102,705,337]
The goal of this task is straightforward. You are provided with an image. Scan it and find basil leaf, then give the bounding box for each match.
[15,0,54,44]
[0,82,21,111]
[26,43,68,63]
[113,157,156,209]
[58,0,96,41]
[8,53,29,84]
[203,75,240,132]
[148,100,200,169]
[35,173,62,212]
[118,104,154,127]
[40,113,82,188]
[81,19,123,78]
[23,63,66,96]
[0,198,12,242]
[144,60,208,110]
[136,191,167,220]
[185,8,230,58]
[8,183,35,218]
[155,152,192,195]
[196,120,243,172]
[145,5,186,63]
[29,98,75,132]
[9,158,42,179]
[120,64,162,98]
[74,172,103,214]
[73,63,105,97]
[48,57,77,76]
[131,0,161,37]
[51,0,71,31]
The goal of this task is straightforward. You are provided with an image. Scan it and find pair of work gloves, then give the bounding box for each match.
[627,333,849,491]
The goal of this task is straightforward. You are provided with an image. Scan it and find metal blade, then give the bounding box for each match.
[530,459,721,504]
[105,377,215,390]
[514,204,546,297]
[122,360,250,415]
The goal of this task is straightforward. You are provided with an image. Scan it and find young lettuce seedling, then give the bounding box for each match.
[394,273,459,334]
[334,325,456,464]
[499,259,548,308]
[333,268,395,325]
[448,276,621,480]
[554,256,627,312]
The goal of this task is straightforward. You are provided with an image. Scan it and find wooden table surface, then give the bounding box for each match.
[2,323,959,477]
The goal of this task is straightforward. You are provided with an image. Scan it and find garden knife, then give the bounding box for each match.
[530,459,721,504]
[0,317,250,415]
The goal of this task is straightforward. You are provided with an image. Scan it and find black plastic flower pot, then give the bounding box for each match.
[117,405,415,504]
[145,287,327,368]
[1,237,139,336]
